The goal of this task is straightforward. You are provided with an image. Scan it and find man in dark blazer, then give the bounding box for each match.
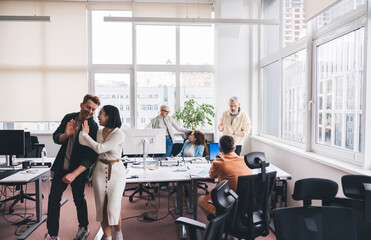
[45,94,101,240]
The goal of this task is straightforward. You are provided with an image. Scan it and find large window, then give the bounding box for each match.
[259,0,366,163]
[315,28,364,153]
[90,10,214,130]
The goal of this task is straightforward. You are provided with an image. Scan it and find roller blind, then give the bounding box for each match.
[0,1,87,121]
[305,0,340,21]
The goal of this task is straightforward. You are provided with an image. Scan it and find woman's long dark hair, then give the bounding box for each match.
[193,130,209,157]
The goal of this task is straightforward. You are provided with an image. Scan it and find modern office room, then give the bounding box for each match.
[1,0,371,239]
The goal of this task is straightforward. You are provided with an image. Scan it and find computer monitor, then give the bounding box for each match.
[122,129,166,155]
[122,129,166,170]
[0,130,25,166]
[209,143,220,161]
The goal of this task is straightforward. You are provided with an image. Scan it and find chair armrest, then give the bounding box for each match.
[363,183,371,223]
[175,217,207,230]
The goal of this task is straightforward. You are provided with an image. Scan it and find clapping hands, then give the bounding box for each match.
[65,119,79,137]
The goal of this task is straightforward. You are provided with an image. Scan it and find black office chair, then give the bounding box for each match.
[175,180,238,240]
[273,178,357,240]
[325,175,371,240]
[223,152,277,240]
[126,183,156,202]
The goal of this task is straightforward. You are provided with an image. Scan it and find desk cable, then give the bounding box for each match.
[0,183,37,236]
[122,183,188,223]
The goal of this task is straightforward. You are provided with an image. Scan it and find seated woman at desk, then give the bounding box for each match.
[178,130,208,158]
[79,105,125,240]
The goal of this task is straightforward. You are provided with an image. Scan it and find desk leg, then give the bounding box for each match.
[18,177,47,240]
[192,179,202,239]
[176,182,187,239]
[192,179,198,220]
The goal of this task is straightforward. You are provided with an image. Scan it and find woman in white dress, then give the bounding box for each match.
[79,105,125,240]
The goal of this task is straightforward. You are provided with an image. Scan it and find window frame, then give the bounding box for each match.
[310,16,367,164]
[88,10,215,130]
[259,0,367,164]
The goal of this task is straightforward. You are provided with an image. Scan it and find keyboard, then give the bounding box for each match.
[0,170,19,180]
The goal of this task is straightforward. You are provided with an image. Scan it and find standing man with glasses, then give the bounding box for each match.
[218,96,251,155]
[148,104,191,157]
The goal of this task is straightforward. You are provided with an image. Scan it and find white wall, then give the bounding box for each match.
[251,139,350,207]
[214,0,251,146]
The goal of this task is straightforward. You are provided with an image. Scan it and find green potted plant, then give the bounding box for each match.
[172,99,215,130]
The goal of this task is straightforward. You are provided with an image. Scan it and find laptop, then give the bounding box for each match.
[209,143,220,161]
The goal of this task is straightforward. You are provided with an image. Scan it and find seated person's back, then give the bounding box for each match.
[200,135,252,214]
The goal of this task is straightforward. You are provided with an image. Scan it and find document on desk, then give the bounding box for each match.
[186,163,209,177]
[172,165,188,172]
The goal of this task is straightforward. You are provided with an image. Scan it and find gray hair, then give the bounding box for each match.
[229,96,239,103]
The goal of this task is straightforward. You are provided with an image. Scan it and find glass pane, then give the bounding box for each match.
[347,73,356,110]
[262,0,279,58]
[261,61,280,137]
[282,49,306,143]
[180,72,214,131]
[262,25,280,58]
[136,26,176,64]
[283,0,306,47]
[346,114,354,150]
[136,72,176,129]
[334,113,342,147]
[315,0,366,30]
[95,73,131,128]
[92,11,132,64]
[180,26,214,65]
[359,115,362,152]
[315,28,364,152]
[335,76,343,110]
[325,113,332,144]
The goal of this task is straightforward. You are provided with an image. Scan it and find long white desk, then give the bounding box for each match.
[124,159,292,238]
[0,167,50,240]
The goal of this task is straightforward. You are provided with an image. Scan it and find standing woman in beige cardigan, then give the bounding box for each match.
[79,105,125,240]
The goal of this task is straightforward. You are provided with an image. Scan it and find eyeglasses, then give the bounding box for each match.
[161,109,170,113]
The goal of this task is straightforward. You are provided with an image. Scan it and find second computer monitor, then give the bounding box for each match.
[122,128,166,155]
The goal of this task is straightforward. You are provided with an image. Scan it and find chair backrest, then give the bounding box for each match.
[274,178,357,240]
[204,180,238,240]
[273,205,357,240]
[211,179,238,215]
[342,175,371,199]
[325,175,371,240]
[292,178,338,206]
[227,171,277,240]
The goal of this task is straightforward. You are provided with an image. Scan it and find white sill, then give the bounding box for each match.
[251,135,371,176]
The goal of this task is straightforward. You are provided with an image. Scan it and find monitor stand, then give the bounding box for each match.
[0,155,21,170]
